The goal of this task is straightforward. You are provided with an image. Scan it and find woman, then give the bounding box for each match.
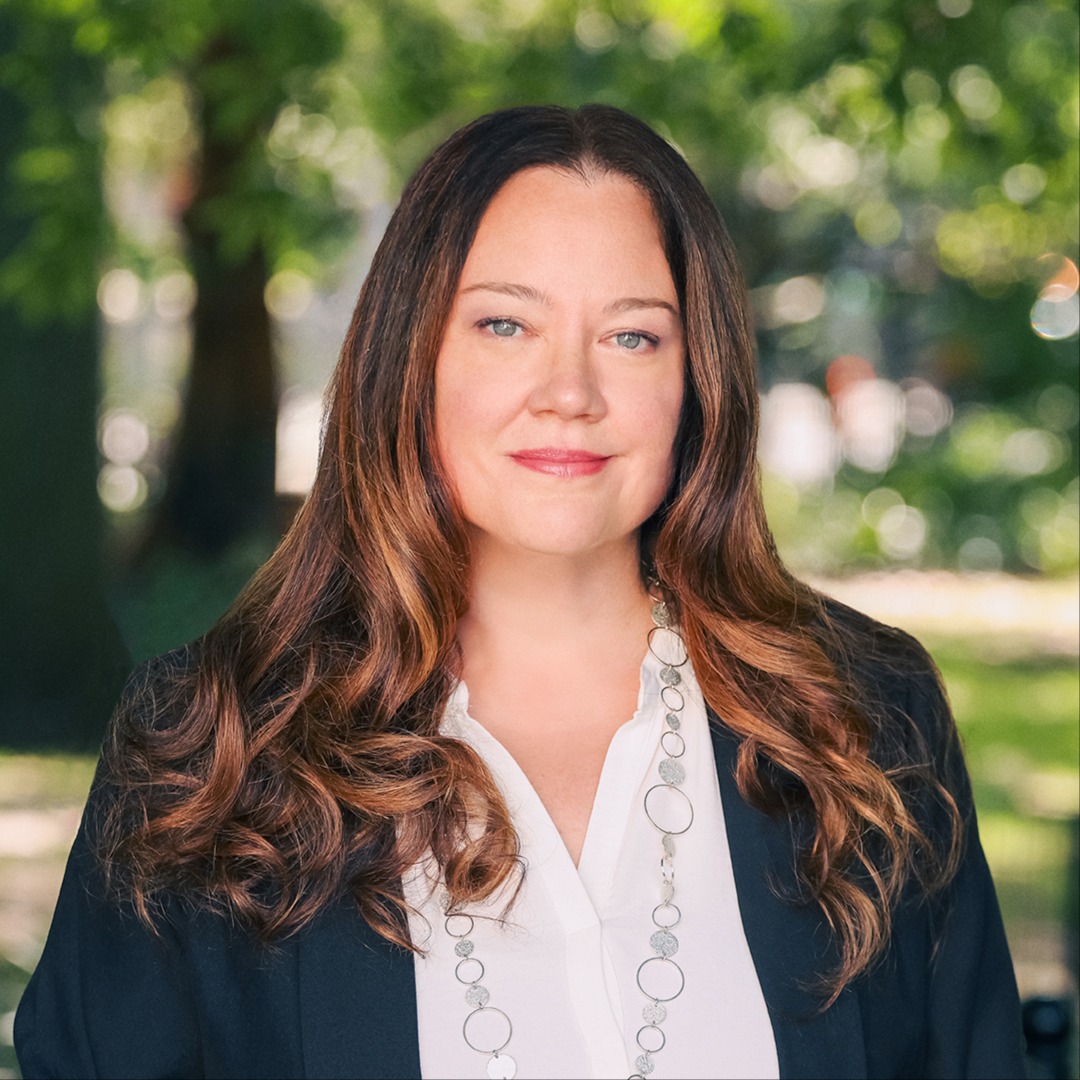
[16,105,1023,1079]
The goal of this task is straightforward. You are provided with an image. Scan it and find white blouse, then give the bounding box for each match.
[403,630,779,1080]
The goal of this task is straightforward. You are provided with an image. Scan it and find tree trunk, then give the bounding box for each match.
[152,42,279,557]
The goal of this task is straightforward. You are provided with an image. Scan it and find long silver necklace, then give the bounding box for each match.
[443,600,694,1080]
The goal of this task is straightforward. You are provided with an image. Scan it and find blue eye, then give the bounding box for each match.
[615,331,651,350]
[484,318,520,337]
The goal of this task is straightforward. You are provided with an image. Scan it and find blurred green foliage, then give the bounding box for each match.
[1,0,1077,575]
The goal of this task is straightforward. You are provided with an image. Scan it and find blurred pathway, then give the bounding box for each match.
[812,570,1079,656]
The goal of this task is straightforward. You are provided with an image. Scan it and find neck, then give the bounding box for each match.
[458,536,653,670]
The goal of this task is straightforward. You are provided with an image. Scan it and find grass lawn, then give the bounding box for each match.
[929,637,1079,1004]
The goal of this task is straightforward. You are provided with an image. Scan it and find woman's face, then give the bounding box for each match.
[434,166,685,564]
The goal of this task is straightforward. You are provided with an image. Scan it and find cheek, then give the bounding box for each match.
[433,363,501,486]
[635,377,684,466]
[432,365,465,484]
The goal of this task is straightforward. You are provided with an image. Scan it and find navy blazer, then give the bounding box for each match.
[16,635,1025,1079]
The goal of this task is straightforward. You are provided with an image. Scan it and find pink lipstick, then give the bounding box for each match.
[509,448,610,477]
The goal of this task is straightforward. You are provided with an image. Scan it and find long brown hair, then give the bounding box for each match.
[101,105,961,1000]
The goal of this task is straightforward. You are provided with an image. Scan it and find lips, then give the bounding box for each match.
[509,447,611,477]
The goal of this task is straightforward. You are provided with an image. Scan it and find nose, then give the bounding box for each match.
[526,339,607,421]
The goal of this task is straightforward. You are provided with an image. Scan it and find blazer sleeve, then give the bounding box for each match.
[13,777,204,1080]
[912,666,1027,1079]
[14,653,206,1079]
[855,639,1027,1080]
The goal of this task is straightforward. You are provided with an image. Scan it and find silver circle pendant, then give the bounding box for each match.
[487,1053,517,1079]
[636,956,686,1002]
[644,783,694,835]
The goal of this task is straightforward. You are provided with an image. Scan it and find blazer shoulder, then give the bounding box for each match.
[817,594,947,718]
[814,594,964,793]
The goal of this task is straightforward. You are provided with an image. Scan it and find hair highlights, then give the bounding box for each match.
[100,105,961,1001]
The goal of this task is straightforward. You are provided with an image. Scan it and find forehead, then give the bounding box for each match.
[475,165,659,234]
[459,166,674,295]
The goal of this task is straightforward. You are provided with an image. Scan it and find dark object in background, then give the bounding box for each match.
[1023,995,1074,1080]
[0,18,131,751]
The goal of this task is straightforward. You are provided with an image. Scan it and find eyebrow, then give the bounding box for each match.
[460,281,550,305]
[603,296,681,319]
[460,281,680,318]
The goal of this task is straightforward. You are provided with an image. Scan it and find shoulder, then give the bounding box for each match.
[816,594,948,721]
[91,643,205,841]
[814,594,965,794]
[108,643,202,739]
[118,643,201,703]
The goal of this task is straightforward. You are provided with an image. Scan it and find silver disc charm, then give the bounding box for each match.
[465,984,490,1007]
[454,939,475,958]
[487,1054,517,1079]
[635,1053,655,1075]
[650,929,679,958]
[642,1001,667,1024]
[664,712,681,731]
[650,601,671,627]
[661,834,676,858]
[659,666,681,686]
[658,758,686,786]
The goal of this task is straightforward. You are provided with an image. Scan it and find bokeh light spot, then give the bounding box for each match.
[99,409,150,466]
[759,383,839,487]
[877,503,927,559]
[1002,163,1046,205]
[903,380,953,437]
[827,354,875,398]
[1001,429,1066,477]
[855,200,902,246]
[950,65,1002,122]
[772,276,826,324]
[575,10,617,50]
[836,378,904,472]
[97,463,147,513]
[1031,295,1080,340]
[97,268,143,323]
[958,536,1004,571]
[153,271,196,320]
[265,270,314,321]
[276,389,324,495]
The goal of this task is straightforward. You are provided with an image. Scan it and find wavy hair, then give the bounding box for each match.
[100,105,961,1001]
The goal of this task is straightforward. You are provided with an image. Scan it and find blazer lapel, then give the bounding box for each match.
[298,893,421,1079]
[709,713,867,1079]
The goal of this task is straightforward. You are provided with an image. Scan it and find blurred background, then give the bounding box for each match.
[0,0,1076,1075]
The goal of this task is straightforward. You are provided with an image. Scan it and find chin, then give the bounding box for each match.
[473,512,649,562]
